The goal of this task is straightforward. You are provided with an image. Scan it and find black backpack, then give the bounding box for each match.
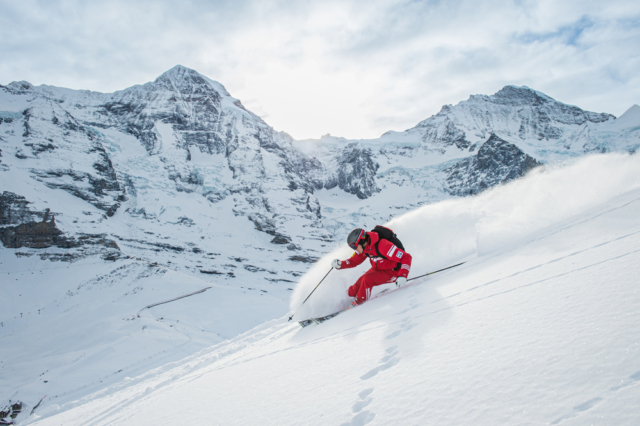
[371,225,405,255]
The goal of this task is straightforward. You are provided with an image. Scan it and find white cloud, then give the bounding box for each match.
[1,0,638,139]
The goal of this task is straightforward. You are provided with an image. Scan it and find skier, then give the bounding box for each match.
[331,227,412,306]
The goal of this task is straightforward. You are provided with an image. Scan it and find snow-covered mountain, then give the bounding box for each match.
[296,84,639,235]
[3,67,639,259]
[2,65,639,422]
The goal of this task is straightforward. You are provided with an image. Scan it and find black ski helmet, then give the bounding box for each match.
[347,228,366,250]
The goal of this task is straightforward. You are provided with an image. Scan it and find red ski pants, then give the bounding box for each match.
[348,268,398,303]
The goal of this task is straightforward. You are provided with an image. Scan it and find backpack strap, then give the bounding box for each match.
[374,241,383,258]
[374,238,402,271]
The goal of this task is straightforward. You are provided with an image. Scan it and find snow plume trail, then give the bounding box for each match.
[290,153,640,320]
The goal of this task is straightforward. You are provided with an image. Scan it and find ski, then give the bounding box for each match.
[310,310,343,324]
[298,309,346,328]
[297,289,390,327]
[298,318,316,328]
[297,262,466,328]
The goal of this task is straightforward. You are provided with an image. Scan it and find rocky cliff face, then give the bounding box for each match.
[1,217,63,249]
[0,191,49,225]
[324,143,380,199]
[0,191,119,253]
[445,134,542,196]
[2,83,126,216]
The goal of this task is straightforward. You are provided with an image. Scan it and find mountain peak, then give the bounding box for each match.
[608,104,640,129]
[5,80,34,92]
[491,85,555,105]
[619,104,640,119]
[155,65,203,83]
[160,64,198,77]
[153,65,230,97]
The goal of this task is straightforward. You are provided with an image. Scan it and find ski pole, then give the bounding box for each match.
[288,268,333,321]
[407,262,465,282]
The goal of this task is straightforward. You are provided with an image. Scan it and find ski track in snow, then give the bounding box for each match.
[430,235,640,312]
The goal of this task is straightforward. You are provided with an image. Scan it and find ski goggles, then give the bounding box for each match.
[348,229,366,250]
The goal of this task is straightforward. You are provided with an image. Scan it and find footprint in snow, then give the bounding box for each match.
[352,388,374,413]
[550,397,604,425]
[550,370,640,424]
[386,317,417,339]
[385,330,402,340]
[340,410,375,426]
[400,316,417,332]
[341,388,375,426]
[573,397,603,412]
[399,301,422,314]
[610,369,640,391]
[360,346,400,380]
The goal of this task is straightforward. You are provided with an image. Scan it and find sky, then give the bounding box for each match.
[1,0,639,140]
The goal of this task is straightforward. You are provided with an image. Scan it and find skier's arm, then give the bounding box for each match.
[375,240,412,278]
[395,252,412,278]
[340,251,366,269]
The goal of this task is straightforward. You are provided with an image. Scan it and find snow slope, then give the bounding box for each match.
[0,253,287,418]
[26,152,640,425]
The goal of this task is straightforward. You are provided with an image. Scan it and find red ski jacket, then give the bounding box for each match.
[339,232,412,278]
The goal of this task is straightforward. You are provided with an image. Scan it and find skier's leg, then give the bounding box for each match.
[354,269,396,303]
[348,276,363,298]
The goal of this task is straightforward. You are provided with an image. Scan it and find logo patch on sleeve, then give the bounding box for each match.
[396,251,403,259]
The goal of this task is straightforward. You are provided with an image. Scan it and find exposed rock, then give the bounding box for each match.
[176,217,195,227]
[247,212,277,235]
[326,143,380,199]
[31,168,122,214]
[200,269,225,275]
[22,108,32,137]
[0,401,22,422]
[0,215,120,250]
[416,111,471,148]
[116,238,183,252]
[0,191,50,224]
[0,192,119,250]
[0,216,62,248]
[445,134,542,196]
[15,149,28,159]
[271,234,291,244]
[125,207,157,220]
[491,86,613,125]
[288,255,319,263]
[306,195,321,219]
